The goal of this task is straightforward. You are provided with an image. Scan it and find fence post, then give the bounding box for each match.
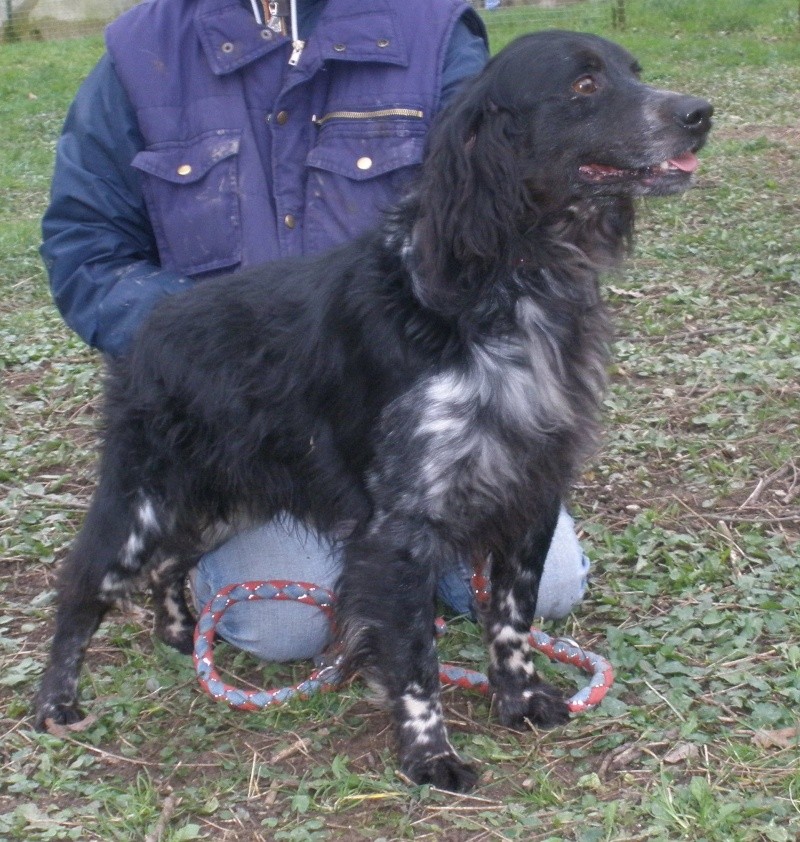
[4,0,18,41]
[612,0,627,31]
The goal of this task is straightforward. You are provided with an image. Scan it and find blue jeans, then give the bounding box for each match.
[190,509,590,662]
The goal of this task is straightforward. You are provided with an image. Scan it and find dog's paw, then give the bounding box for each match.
[494,680,571,730]
[155,621,195,655]
[402,750,479,792]
[33,696,84,732]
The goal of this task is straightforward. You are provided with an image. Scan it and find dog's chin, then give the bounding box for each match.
[576,150,701,197]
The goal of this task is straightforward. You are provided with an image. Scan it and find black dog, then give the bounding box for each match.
[35,31,711,791]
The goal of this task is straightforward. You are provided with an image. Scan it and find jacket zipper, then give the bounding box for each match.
[313,107,424,126]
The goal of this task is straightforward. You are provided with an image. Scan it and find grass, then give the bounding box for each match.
[1,1,799,839]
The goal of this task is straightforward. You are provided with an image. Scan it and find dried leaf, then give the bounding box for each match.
[752,727,799,749]
[608,285,644,299]
[663,742,700,764]
[44,714,97,737]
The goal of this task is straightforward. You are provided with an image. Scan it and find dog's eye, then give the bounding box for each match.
[572,75,598,95]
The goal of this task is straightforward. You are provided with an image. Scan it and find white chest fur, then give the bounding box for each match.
[413,296,605,516]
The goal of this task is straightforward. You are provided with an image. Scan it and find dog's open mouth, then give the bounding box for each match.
[578,150,699,186]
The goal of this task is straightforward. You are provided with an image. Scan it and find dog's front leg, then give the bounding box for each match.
[487,506,571,730]
[338,526,478,792]
[391,635,476,791]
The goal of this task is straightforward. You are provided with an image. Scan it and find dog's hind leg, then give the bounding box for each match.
[338,522,478,792]
[34,581,110,729]
[149,556,197,654]
[486,501,571,730]
[34,481,164,730]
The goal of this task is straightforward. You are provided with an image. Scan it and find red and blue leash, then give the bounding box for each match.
[194,576,614,714]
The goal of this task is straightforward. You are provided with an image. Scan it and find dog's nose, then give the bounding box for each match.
[675,96,713,135]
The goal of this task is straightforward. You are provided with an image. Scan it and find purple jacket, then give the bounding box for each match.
[42,0,486,355]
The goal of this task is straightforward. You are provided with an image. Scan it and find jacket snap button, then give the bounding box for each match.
[177,164,192,176]
[221,42,234,53]
[276,110,289,125]
[332,43,346,52]
[356,157,373,171]
[284,214,296,229]
[377,39,390,48]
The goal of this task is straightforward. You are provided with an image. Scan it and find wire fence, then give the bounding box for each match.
[3,0,797,44]
[1,0,620,42]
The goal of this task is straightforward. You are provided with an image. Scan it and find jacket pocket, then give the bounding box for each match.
[305,118,426,253]
[132,130,242,276]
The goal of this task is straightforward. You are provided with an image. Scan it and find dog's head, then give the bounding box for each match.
[411,30,712,314]
[477,30,713,201]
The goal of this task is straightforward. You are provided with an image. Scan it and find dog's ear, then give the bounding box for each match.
[411,88,534,315]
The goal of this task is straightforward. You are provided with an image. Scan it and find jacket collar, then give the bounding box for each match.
[196,0,409,76]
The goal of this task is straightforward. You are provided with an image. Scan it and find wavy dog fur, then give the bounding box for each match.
[35,31,711,791]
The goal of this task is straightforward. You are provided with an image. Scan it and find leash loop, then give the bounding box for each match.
[194,580,342,711]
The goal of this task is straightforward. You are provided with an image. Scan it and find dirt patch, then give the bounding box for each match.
[715,124,800,145]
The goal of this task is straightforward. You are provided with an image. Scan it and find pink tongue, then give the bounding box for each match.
[668,151,699,172]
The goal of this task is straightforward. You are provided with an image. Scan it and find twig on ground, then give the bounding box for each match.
[642,678,686,722]
[740,462,792,509]
[144,793,177,842]
[269,735,310,764]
